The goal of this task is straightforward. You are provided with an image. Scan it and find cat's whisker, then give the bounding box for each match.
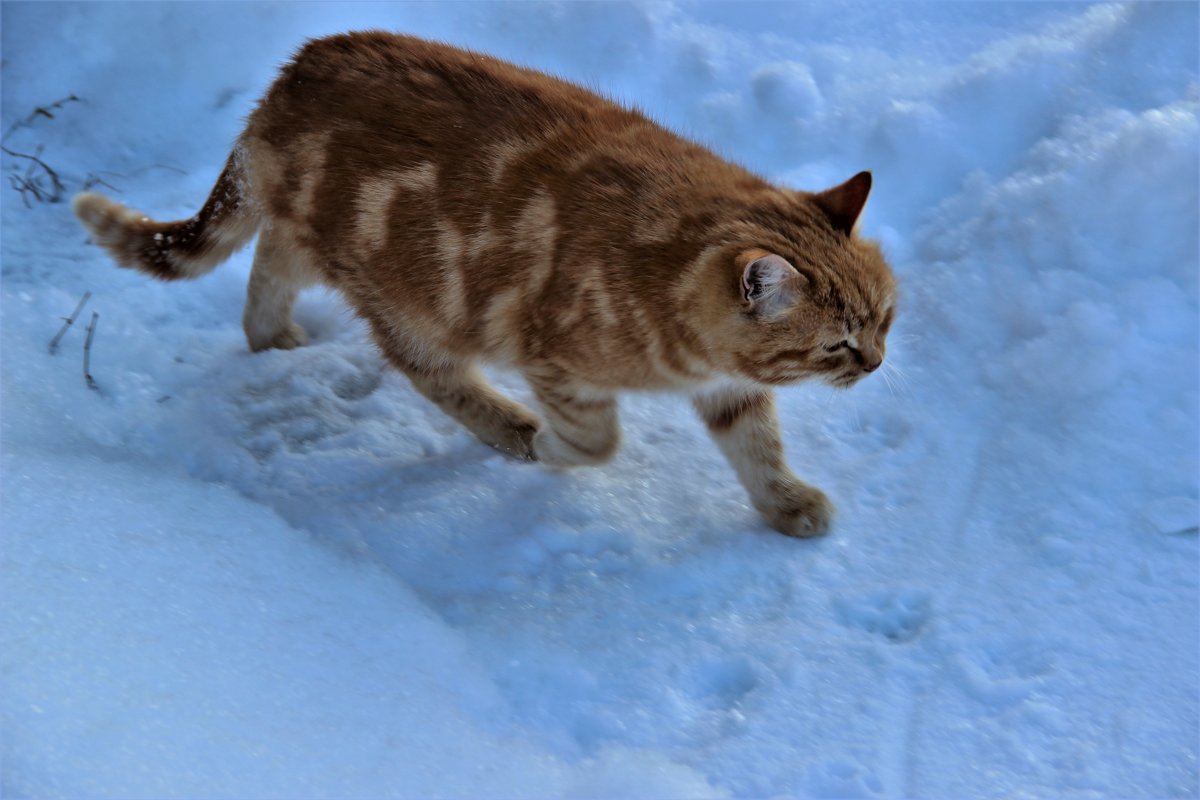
[880,367,898,398]
[881,361,912,398]
[885,360,911,385]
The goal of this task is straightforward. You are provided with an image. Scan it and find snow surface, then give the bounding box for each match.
[2,2,1197,798]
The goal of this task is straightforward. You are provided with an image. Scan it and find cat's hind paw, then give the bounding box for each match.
[478,408,541,461]
[532,426,619,468]
[494,419,540,462]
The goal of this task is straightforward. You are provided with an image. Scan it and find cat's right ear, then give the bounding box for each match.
[742,252,801,317]
[812,171,872,236]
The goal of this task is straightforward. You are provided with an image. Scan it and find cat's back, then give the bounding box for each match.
[239,32,721,251]
[247,32,632,151]
[237,32,775,383]
[239,31,764,271]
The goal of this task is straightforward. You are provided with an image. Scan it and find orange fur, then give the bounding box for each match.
[74,32,898,536]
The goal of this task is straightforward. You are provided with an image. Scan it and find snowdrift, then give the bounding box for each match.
[2,3,1196,797]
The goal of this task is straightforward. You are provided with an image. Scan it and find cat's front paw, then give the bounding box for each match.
[758,479,834,538]
[249,322,308,352]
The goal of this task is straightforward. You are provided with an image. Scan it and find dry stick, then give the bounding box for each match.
[1,94,81,143]
[79,164,187,197]
[8,174,42,208]
[48,291,93,354]
[81,173,121,193]
[127,163,187,177]
[1,145,64,201]
[2,96,80,206]
[83,312,100,391]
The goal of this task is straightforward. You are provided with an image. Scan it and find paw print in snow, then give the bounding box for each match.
[835,587,932,642]
[332,368,382,401]
[688,656,760,711]
[956,639,1056,708]
[234,350,386,458]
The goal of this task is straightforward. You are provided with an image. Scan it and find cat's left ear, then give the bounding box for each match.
[742,252,801,317]
[812,171,872,236]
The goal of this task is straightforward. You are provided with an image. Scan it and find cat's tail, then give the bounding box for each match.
[72,150,260,281]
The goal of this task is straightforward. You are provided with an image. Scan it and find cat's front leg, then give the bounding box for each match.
[525,371,620,468]
[400,363,541,460]
[693,385,833,537]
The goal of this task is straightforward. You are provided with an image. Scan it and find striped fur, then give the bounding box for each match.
[73,32,898,537]
[73,154,259,281]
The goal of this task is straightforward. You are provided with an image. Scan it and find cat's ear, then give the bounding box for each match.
[812,171,872,236]
[742,253,800,317]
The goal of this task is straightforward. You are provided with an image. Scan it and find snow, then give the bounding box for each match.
[2,2,1197,798]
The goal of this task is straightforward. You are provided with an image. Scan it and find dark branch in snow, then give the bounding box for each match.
[141,163,187,176]
[83,312,100,392]
[82,173,121,193]
[3,95,182,206]
[1,94,81,144]
[80,163,189,197]
[2,144,65,204]
[48,291,93,355]
[96,163,189,180]
[8,173,43,207]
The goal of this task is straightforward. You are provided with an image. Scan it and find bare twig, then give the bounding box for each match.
[48,291,93,354]
[2,93,184,207]
[83,312,100,391]
[2,144,64,202]
[91,163,188,181]
[8,173,41,207]
[2,94,81,143]
[81,173,121,193]
[135,163,187,177]
[79,163,188,197]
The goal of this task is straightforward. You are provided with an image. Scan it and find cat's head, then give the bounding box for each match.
[709,172,897,389]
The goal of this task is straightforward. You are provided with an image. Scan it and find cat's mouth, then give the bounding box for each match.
[827,371,864,389]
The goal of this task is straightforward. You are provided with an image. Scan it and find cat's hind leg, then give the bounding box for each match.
[693,385,832,537]
[243,227,321,352]
[526,371,620,467]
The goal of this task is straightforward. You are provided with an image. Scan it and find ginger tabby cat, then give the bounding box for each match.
[73,32,897,537]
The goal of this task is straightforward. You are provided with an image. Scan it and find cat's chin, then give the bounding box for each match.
[825,373,862,390]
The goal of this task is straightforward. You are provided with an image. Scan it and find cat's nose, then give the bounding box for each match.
[862,358,882,373]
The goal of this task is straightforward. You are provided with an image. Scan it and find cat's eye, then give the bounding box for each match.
[824,341,849,353]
